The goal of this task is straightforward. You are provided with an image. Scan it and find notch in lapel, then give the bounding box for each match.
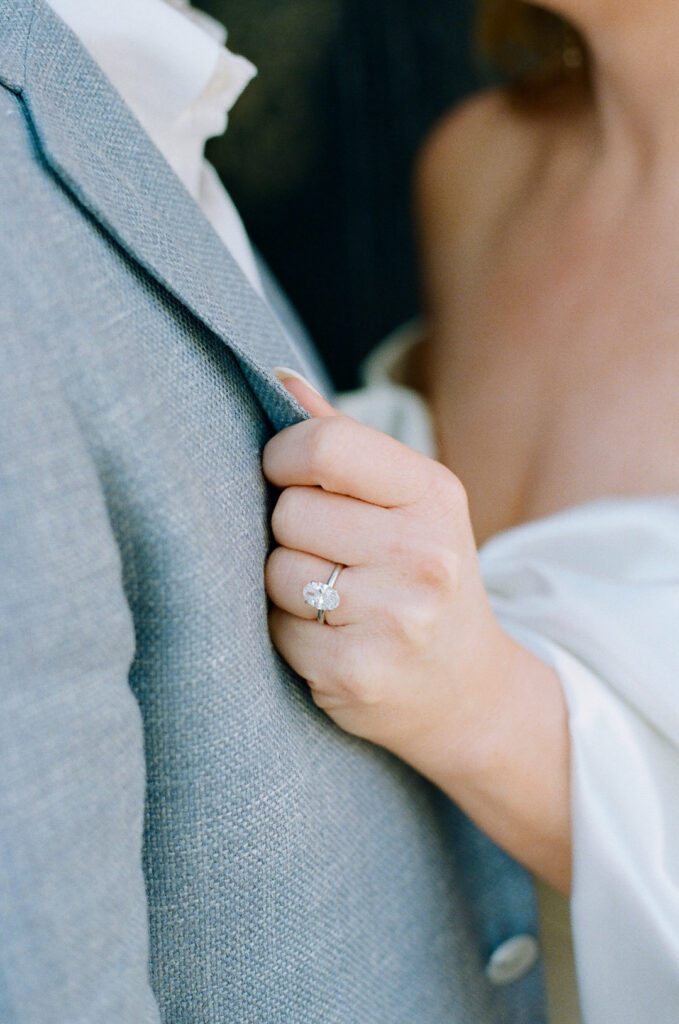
[4,0,307,432]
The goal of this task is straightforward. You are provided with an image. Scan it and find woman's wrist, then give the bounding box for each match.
[387,627,573,893]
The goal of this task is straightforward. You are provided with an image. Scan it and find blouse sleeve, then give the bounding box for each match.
[479,498,679,1024]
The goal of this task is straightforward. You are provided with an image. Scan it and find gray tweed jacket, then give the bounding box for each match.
[0,2,545,1021]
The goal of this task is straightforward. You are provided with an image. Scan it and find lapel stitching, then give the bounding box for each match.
[13,0,307,432]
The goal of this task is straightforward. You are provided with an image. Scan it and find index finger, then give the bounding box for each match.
[262,415,439,508]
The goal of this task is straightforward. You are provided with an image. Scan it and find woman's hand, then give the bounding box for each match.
[264,373,510,767]
[263,370,573,893]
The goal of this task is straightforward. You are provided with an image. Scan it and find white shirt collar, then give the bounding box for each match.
[46,0,256,198]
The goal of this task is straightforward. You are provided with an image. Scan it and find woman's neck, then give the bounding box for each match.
[574,7,679,180]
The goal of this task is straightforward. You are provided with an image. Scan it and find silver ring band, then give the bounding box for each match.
[319,564,343,624]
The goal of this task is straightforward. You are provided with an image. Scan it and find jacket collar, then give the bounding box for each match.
[0,0,306,431]
[0,0,31,90]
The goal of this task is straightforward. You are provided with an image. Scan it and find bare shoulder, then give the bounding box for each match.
[417,88,525,172]
[414,87,548,248]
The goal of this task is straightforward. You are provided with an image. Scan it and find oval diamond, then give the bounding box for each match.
[303,581,341,612]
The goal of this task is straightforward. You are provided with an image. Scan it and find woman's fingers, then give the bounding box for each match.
[266,546,412,628]
[271,485,399,566]
[263,414,447,509]
[265,547,358,625]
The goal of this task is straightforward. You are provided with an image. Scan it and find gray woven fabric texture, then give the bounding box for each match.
[0,2,544,1022]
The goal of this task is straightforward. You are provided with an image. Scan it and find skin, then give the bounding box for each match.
[264,1,679,895]
[264,385,571,892]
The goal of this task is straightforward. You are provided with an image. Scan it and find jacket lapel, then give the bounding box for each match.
[0,0,307,432]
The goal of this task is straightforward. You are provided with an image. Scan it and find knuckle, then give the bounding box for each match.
[430,463,468,511]
[305,419,334,476]
[393,597,438,648]
[270,493,289,540]
[310,687,341,713]
[271,486,305,540]
[305,417,350,484]
[261,435,278,480]
[265,546,292,594]
[263,424,303,482]
[377,594,437,652]
[416,547,461,594]
[264,549,278,592]
[447,477,469,520]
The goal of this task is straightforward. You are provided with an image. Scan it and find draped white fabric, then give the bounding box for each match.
[482,500,679,1023]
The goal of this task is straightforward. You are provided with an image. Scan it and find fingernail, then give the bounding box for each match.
[272,366,323,397]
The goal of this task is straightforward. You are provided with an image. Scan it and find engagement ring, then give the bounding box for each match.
[303,564,343,624]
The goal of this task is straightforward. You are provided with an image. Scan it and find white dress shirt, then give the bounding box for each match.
[46,0,263,295]
[340,324,679,1024]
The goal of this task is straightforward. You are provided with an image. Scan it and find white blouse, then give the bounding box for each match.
[46,0,263,294]
[339,323,679,1024]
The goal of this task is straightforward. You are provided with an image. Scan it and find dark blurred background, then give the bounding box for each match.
[197,0,480,389]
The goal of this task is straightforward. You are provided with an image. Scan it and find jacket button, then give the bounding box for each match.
[485,934,540,986]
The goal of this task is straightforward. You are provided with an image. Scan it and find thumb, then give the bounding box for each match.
[272,367,338,418]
